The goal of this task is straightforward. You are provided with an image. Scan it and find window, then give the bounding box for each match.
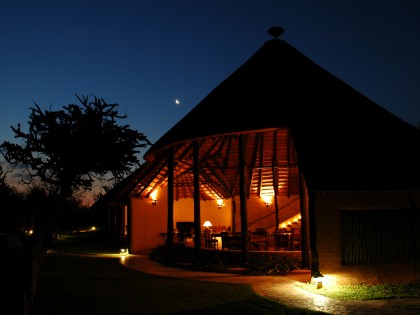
[341,209,414,265]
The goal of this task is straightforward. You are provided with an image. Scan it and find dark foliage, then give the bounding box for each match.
[0,95,151,314]
[1,95,151,190]
[149,246,301,275]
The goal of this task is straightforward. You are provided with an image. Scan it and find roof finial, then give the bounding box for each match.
[268,26,284,39]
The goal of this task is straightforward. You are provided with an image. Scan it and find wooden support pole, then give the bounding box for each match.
[193,141,202,253]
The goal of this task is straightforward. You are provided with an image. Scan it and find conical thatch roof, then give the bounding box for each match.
[139,27,420,195]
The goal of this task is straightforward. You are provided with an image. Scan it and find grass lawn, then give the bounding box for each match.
[297,281,420,301]
[33,233,325,315]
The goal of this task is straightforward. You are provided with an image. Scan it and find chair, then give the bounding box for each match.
[250,229,269,251]
[204,229,218,250]
[221,232,241,250]
[160,232,168,245]
[221,232,229,250]
[274,229,292,251]
[177,230,186,243]
[160,231,186,247]
[291,228,301,251]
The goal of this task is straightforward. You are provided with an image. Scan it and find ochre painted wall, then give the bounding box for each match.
[130,186,234,252]
[130,197,167,252]
[129,185,301,252]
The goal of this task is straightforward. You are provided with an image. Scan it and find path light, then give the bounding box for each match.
[120,248,129,263]
[311,270,325,289]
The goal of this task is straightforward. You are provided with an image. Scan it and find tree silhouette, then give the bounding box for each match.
[0,95,151,314]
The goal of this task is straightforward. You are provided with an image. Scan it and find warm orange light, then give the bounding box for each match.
[203,220,212,228]
[150,189,158,205]
[310,271,338,290]
[216,199,223,209]
[261,195,272,207]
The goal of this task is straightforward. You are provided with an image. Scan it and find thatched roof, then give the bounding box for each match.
[102,27,420,204]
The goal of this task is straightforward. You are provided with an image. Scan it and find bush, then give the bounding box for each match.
[150,246,301,275]
[248,254,301,275]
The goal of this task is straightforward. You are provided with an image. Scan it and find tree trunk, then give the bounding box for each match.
[1,231,27,314]
[2,192,70,314]
[24,241,49,315]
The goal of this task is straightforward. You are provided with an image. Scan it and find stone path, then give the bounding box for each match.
[121,252,420,315]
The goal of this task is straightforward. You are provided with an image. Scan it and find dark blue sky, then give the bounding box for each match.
[1,0,420,150]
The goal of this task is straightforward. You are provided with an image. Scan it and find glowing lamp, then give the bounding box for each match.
[311,270,325,289]
[203,221,212,229]
[261,195,272,207]
[216,199,223,209]
[150,189,158,205]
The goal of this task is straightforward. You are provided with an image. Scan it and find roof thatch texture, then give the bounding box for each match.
[97,29,420,206]
[142,32,420,194]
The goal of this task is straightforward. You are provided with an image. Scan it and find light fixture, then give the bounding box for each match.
[216,199,223,209]
[261,195,273,207]
[311,270,325,289]
[150,189,158,206]
[203,221,212,229]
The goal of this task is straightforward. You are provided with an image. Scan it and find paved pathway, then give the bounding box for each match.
[121,252,420,315]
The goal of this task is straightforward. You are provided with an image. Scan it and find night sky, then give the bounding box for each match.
[1,0,419,149]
